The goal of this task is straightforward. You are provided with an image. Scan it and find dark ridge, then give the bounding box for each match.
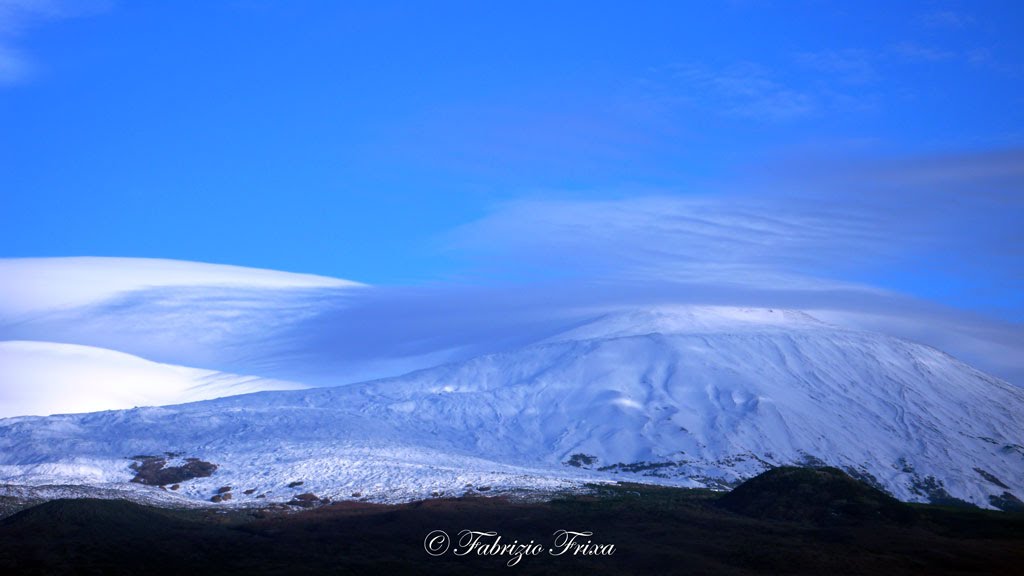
[718,466,917,525]
[4,498,164,522]
[2,476,1023,575]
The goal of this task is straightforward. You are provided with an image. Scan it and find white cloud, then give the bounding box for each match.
[916,9,974,29]
[651,57,884,122]
[794,49,878,85]
[665,62,817,121]
[0,42,29,83]
[449,194,883,288]
[3,152,1020,391]
[438,149,1024,384]
[892,41,956,61]
[0,0,107,86]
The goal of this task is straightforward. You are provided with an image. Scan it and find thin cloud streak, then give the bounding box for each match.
[0,0,107,85]
[2,151,1020,389]
[794,49,878,85]
[915,9,974,29]
[0,43,28,83]
[665,62,817,120]
[437,149,1024,385]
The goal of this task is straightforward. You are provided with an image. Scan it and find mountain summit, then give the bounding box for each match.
[1,305,1021,510]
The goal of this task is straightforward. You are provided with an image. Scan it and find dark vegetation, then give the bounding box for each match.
[719,466,916,525]
[990,491,1024,512]
[565,453,598,467]
[129,454,217,486]
[287,493,324,508]
[2,466,1023,575]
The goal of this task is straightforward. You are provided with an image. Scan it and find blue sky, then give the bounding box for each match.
[1,1,1022,322]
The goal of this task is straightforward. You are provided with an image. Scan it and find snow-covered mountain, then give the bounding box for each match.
[2,305,1021,510]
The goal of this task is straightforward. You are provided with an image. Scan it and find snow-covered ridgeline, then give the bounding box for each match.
[1,306,1021,509]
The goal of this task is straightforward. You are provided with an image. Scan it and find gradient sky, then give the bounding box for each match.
[1,1,1022,321]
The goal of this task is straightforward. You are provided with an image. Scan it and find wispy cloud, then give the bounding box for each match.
[438,149,1024,384]
[794,49,878,85]
[892,41,956,62]
[0,42,28,84]
[451,151,1024,288]
[450,194,882,289]
[651,55,886,122]
[915,9,974,29]
[0,0,107,85]
[965,47,994,66]
[237,152,1024,387]
[665,62,817,121]
[2,146,1019,388]
[44,149,1012,390]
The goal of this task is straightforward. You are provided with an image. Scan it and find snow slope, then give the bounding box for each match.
[1,307,1021,509]
[0,341,307,417]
